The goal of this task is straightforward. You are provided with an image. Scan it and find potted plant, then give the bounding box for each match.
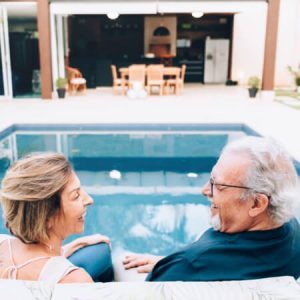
[287,65,300,93]
[56,77,68,99]
[247,76,260,98]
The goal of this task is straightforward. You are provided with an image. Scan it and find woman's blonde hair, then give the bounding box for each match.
[0,153,72,244]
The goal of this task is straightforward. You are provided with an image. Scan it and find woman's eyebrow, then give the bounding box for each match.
[68,186,80,195]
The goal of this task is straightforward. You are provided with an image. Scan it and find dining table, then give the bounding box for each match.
[119,65,181,95]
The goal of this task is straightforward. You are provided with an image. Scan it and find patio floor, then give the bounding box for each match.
[0,84,299,161]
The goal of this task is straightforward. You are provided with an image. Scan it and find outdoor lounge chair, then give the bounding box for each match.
[2,276,300,299]
[66,66,87,95]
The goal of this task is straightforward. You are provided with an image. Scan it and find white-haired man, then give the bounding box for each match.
[123,136,300,281]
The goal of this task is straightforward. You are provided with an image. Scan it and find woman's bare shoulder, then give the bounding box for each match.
[59,268,93,283]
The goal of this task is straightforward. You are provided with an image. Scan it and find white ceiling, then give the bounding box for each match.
[1,2,37,18]
[1,0,267,18]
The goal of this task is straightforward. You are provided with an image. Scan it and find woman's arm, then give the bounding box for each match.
[63,234,111,258]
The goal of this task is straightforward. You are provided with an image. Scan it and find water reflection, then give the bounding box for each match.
[0,130,233,255]
[67,195,210,256]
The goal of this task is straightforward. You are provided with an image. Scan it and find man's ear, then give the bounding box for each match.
[249,194,269,217]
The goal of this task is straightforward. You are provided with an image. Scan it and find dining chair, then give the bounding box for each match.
[128,65,146,89]
[166,64,186,95]
[111,65,127,95]
[146,65,165,96]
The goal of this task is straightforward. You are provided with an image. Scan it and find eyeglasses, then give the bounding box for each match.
[209,177,254,197]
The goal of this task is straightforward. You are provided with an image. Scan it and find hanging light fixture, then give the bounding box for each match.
[107,12,119,20]
[192,12,204,19]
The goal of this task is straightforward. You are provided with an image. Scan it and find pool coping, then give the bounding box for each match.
[1,123,299,173]
[0,122,260,138]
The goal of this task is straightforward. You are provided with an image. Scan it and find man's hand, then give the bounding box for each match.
[122,254,163,273]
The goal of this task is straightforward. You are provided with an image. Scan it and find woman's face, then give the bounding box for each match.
[52,172,94,239]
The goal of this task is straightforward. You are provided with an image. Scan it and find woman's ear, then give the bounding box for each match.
[249,194,269,217]
[47,217,54,230]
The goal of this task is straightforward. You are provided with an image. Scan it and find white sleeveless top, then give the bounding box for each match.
[0,234,79,284]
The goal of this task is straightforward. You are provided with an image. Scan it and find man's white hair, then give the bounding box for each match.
[221,136,299,224]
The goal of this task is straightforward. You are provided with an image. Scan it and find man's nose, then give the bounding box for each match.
[202,181,211,197]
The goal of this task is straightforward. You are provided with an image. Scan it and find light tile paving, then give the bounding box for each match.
[0,84,299,161]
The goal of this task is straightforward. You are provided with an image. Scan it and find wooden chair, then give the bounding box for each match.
[128,65,146,89]
[66,66,87,95]
[166,64,186,95]
[146,65,165,96]
[111,65,127,95]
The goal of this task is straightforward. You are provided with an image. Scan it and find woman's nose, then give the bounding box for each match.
[82,190,94,206]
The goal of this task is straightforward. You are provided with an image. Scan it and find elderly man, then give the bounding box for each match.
[123,136,300,281]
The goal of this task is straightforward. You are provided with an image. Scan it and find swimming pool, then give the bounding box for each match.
[0,123,276,256]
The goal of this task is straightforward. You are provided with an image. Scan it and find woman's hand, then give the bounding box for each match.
[122,254,163,273]
[63,234,111,257]
[78,234,111,248]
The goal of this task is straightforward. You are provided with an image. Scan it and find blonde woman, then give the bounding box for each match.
[0,153,113,284]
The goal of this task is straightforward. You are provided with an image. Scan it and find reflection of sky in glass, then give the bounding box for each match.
[0,129,248,257]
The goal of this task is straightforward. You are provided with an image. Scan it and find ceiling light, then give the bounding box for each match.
[192,12,204,19]
[107,12,119,20]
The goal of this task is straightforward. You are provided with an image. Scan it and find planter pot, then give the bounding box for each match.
[57,88,66,99]
[297,86,300,94]
[248,87,258,98]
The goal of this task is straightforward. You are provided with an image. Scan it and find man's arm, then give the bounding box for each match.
[146,254,192,281]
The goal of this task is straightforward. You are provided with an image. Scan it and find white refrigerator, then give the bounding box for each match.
[204,38,229,83]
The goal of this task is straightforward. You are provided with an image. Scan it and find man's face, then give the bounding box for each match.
[202,152,255,233]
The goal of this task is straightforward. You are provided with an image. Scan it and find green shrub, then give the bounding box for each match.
[287,65,300,86]
[248,76,261,89]
[55,77,68,89]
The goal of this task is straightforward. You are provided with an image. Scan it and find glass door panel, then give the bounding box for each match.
[0,37,4,97]
[6,4,40,98]
[0,6,12,99]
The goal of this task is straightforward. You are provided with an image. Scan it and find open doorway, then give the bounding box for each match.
[66,13,233,87]
[177,14,233,83]
[68,14,145,88]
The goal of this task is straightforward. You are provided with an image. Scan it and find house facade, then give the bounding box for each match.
[0,0,299,100]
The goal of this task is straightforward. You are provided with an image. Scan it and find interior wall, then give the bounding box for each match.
[275,0,300,87]
[231,3,268,85]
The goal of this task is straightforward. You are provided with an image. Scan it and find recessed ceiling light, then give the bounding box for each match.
[107,12,119,20]
[192,12,204,19]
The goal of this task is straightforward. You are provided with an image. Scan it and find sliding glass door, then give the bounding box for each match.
[0,5,12,99]
[50,13,68,88]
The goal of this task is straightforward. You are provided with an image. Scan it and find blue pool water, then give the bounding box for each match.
[0,124,262,255]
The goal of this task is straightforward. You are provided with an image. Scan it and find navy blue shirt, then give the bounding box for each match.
[147,218,300,281]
